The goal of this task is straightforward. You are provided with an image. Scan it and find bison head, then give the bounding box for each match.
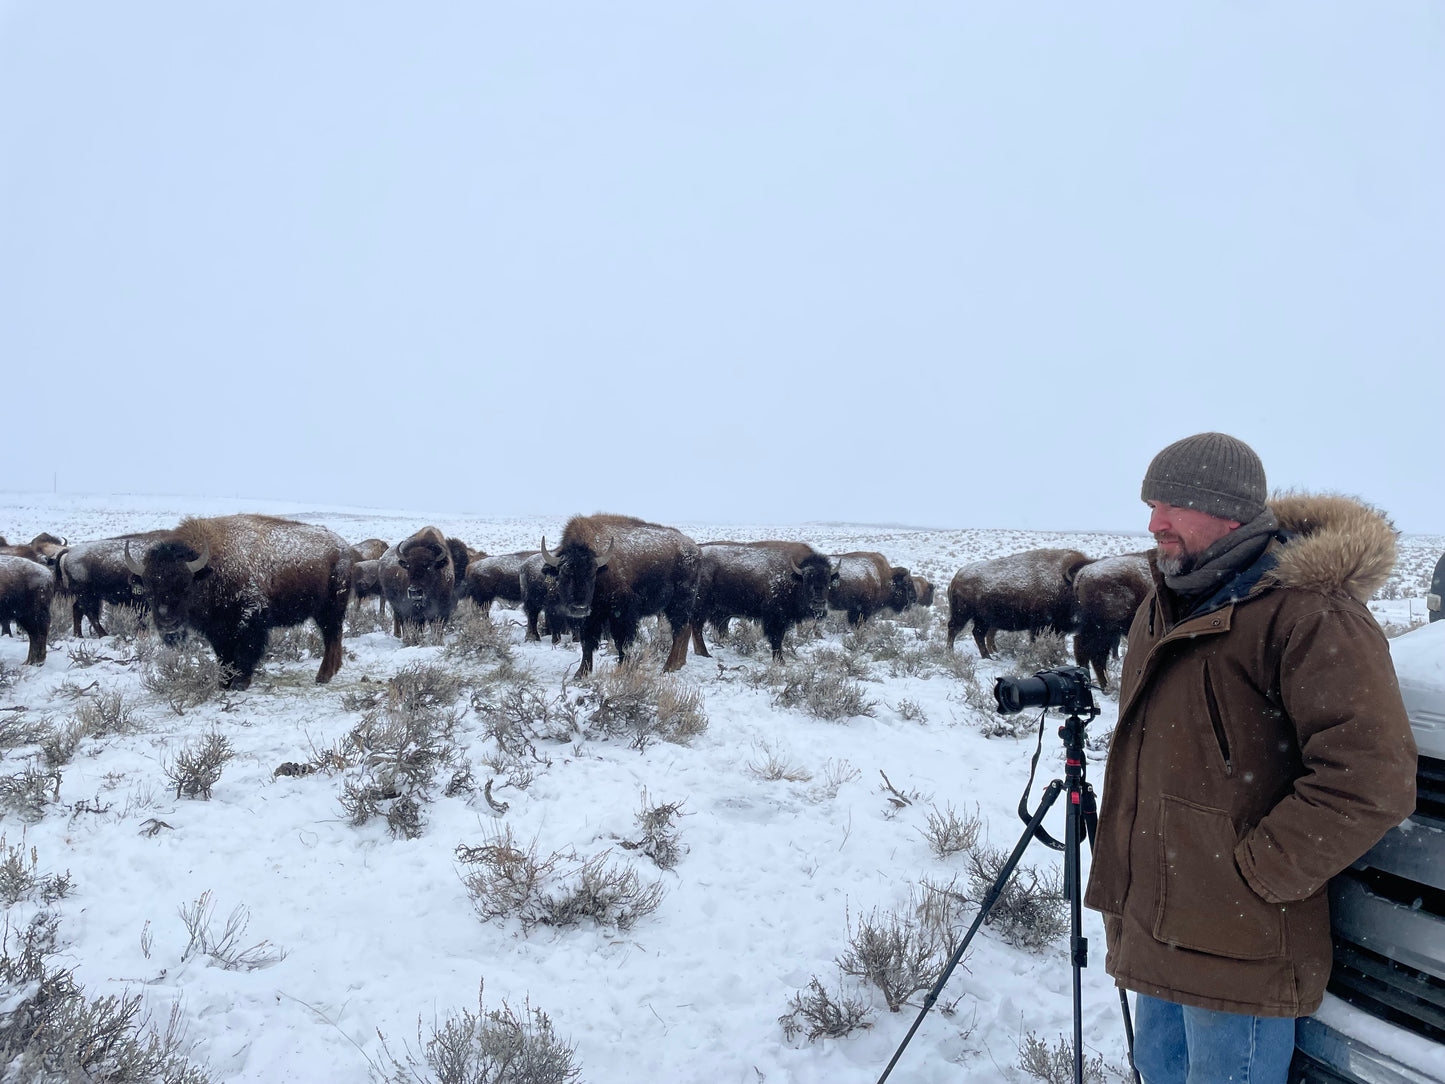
[793,554,836,619]
[125,539,211,643]
[396,533,454,604]
[540,535,614,620]
[889,567,918,612]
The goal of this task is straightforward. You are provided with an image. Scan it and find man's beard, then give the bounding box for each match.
[1155,536,1193,577]
[1156,551,1191,577]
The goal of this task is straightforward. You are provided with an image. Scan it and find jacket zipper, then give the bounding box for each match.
[1202,663,1233,775]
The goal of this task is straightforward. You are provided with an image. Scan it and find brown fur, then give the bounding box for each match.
[1265,493,1397,603]
[911,575,935,608]
[351,538,389,562]
[1071,553,1151,689]
[946,547,1091,656]
[548,514,700,676]
[0,556,53,664]
[135,514,353,688]
[828,552,916,625]
[378,526,469,635]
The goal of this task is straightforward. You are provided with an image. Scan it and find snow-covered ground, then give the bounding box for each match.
[1,493,1439,1083]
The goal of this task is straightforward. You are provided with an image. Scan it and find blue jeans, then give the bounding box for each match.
[1132,994,1297,1084]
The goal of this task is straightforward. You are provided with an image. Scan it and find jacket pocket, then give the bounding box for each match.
[1153,795,1284,960]
[1201,663,1232,775]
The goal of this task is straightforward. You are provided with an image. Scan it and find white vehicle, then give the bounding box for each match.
[1292,619,1445,1082]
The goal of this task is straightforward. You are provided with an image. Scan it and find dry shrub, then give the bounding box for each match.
[620,796,686,870]
[770,660,876,722]
[746,741,813,783]
[996,630,1071,675]
[265,625,320,662]
[718,619,765,657]
[779,977,875,1043]
[0,712,51,752]
[443,604,516,669]
[388,663,464,715]
[75,689,142,739]
[0,834,73,905]
[104,603,148,642]
[163,730,235,800]
[456,825,665,933]
[398,621,447,648]
[141,644,227,715]
[1017,1031,1108,1084]
[339,694,461,838]
[472,675,576,750]
[0,764,62,822]
[837,905,945,1012]
[967,847,1067,951]
[575,661,708,748]
[46,594,73,642]
[177,889,287,971]
[345,603,388,638]
[895,698,927,723]
[920,803,983,860]
[0,911,214,1084]
[374,989,581,1084]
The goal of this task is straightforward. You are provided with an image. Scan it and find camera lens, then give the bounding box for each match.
[994,675,1050,714]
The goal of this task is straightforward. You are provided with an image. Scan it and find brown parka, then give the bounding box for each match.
[1082,494,1418,1017]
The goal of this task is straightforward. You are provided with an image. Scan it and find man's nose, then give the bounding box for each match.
[1148,506,1171,533]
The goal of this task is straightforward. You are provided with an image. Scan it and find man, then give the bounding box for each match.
[1083,432,1417,1084]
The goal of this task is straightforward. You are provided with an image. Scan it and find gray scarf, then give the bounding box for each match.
[1161,508,1280,598]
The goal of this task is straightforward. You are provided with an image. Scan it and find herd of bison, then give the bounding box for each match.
[0,512,1151,692]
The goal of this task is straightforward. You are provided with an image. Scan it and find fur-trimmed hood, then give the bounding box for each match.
[1264,493,1396,603]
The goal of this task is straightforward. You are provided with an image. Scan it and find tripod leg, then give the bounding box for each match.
[875,780,1066,1084]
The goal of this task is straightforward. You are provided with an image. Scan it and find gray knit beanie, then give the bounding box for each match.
[1141,432,1267,523]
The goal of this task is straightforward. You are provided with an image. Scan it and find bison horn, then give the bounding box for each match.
[124,541,145,577]
[540,536,559,569]
[595,537,615,570]
[185,541,210,574]
[789,558,805,577]
[122,540,145,578]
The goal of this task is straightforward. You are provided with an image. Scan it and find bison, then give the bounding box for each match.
[378,527,470,636]
[0,555,54,664]
[541,514,700,676]
[351,538,389,562]
[518,552,577,644]
[827,552,917,625]
[463,551,533,616]
[124,514,353,689]
[56,531,173,637]
[1070,553,1151,689]
[351,558,386,617]
[911,575,935,608]
[945,547,1090,657]
[690,541,836,660]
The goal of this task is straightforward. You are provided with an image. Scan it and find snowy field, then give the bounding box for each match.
[1,493,1439,1084]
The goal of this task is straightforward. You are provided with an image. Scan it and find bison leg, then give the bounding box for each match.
[762,616,789,662]
[524,604,542,643]
[690,622,710,658]
[314,611,346,685]
[214,625,266,690]
[18,611,49,666]
[973,624,993,659]
[392,614,402,639]
[576,613,607,678]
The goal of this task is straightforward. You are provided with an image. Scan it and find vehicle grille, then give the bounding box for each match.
[1419,756,1445,822]
[1327,937,1445,1044]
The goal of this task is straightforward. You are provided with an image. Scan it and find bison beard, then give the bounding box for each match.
[542,515,700,677]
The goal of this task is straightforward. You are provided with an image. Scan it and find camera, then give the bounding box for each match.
[993,665,1094,716]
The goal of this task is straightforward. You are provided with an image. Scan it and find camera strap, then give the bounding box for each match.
[1017,709,1065,851]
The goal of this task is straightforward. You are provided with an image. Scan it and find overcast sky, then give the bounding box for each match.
[2,2,1441,533]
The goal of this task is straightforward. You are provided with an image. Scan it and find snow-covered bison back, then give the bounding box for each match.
[126,514,353,689]
[542,514,700,676]
[463,551,533,615]
[57,531,171,637]
[946,547,1090,657]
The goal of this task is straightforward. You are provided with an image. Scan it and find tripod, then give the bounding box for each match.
[875,701,1140,1084]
